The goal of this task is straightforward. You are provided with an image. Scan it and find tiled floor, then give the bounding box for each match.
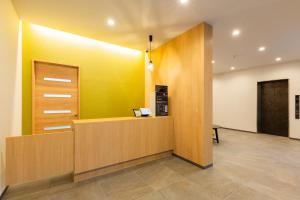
[4,129,300,200]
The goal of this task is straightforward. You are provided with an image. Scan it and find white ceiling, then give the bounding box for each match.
[12,0,300,73]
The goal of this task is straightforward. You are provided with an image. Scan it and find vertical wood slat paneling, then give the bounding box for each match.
[148,23,213,167]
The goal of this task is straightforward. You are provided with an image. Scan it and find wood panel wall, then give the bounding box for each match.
[146,23,213,167]
[6,132,74,185]
[74,117,174,174]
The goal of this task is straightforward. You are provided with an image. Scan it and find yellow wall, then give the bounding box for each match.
[22,22,145,135]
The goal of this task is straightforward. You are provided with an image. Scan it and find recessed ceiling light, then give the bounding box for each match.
[212,60,215,64]
[179,0,189,4]
[258,46,266,52]
[107,18,115,26]
[230,66,236,71]
[275,57,282,62]
[232,29,241,37]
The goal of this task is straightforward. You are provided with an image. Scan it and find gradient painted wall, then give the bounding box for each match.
[0,0,20,193]
[22,22,145,135]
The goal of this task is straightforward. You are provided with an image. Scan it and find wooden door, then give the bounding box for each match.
[32,61,80,134]
[257,80,289,137]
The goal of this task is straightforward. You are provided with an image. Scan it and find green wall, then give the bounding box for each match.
[22,22,145,135]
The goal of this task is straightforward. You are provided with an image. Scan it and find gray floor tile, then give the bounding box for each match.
[5,129,300,200]
[159,180,221,200]
[136,161,185,190]
[135,191,166,200]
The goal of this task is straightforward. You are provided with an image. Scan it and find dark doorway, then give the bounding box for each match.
[257,79,289,137]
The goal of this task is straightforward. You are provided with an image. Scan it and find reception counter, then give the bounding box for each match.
[6,116,174,185]
[73,116,174,182]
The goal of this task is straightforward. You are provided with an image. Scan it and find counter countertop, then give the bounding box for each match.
[73,116,171,124]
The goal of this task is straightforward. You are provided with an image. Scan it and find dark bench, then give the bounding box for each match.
[213,125,220,143]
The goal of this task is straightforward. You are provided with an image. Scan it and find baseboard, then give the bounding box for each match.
[74,151,173,183]
[221,127,297,138]
[219,127,257,134]
[173,154,213,169]
[0,186,9,199]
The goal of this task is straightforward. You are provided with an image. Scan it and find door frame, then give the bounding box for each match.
[32,60,80,134]
[257,79,289,137]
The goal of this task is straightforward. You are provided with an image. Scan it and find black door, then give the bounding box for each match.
[257,80,289,137]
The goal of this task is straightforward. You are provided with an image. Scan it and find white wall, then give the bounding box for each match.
[0,0,20,194]
[213,60,300,139]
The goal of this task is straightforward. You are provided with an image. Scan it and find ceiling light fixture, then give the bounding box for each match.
[232,29,241,37]
[212,60,215,64]
[179,0,189,5]
[275,57,282,62]
[147,35,154,72]
[107,18,115,26]
[230,66,236,71]
[258,46,266,52]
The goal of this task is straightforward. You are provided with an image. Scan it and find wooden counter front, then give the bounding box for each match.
[6,132,74,185]
[73,117,174,174]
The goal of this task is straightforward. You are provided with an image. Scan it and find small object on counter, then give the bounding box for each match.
[140,108,152,117]
[133,109,142,117]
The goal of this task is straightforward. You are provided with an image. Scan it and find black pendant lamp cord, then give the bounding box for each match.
[149,35,153,62]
